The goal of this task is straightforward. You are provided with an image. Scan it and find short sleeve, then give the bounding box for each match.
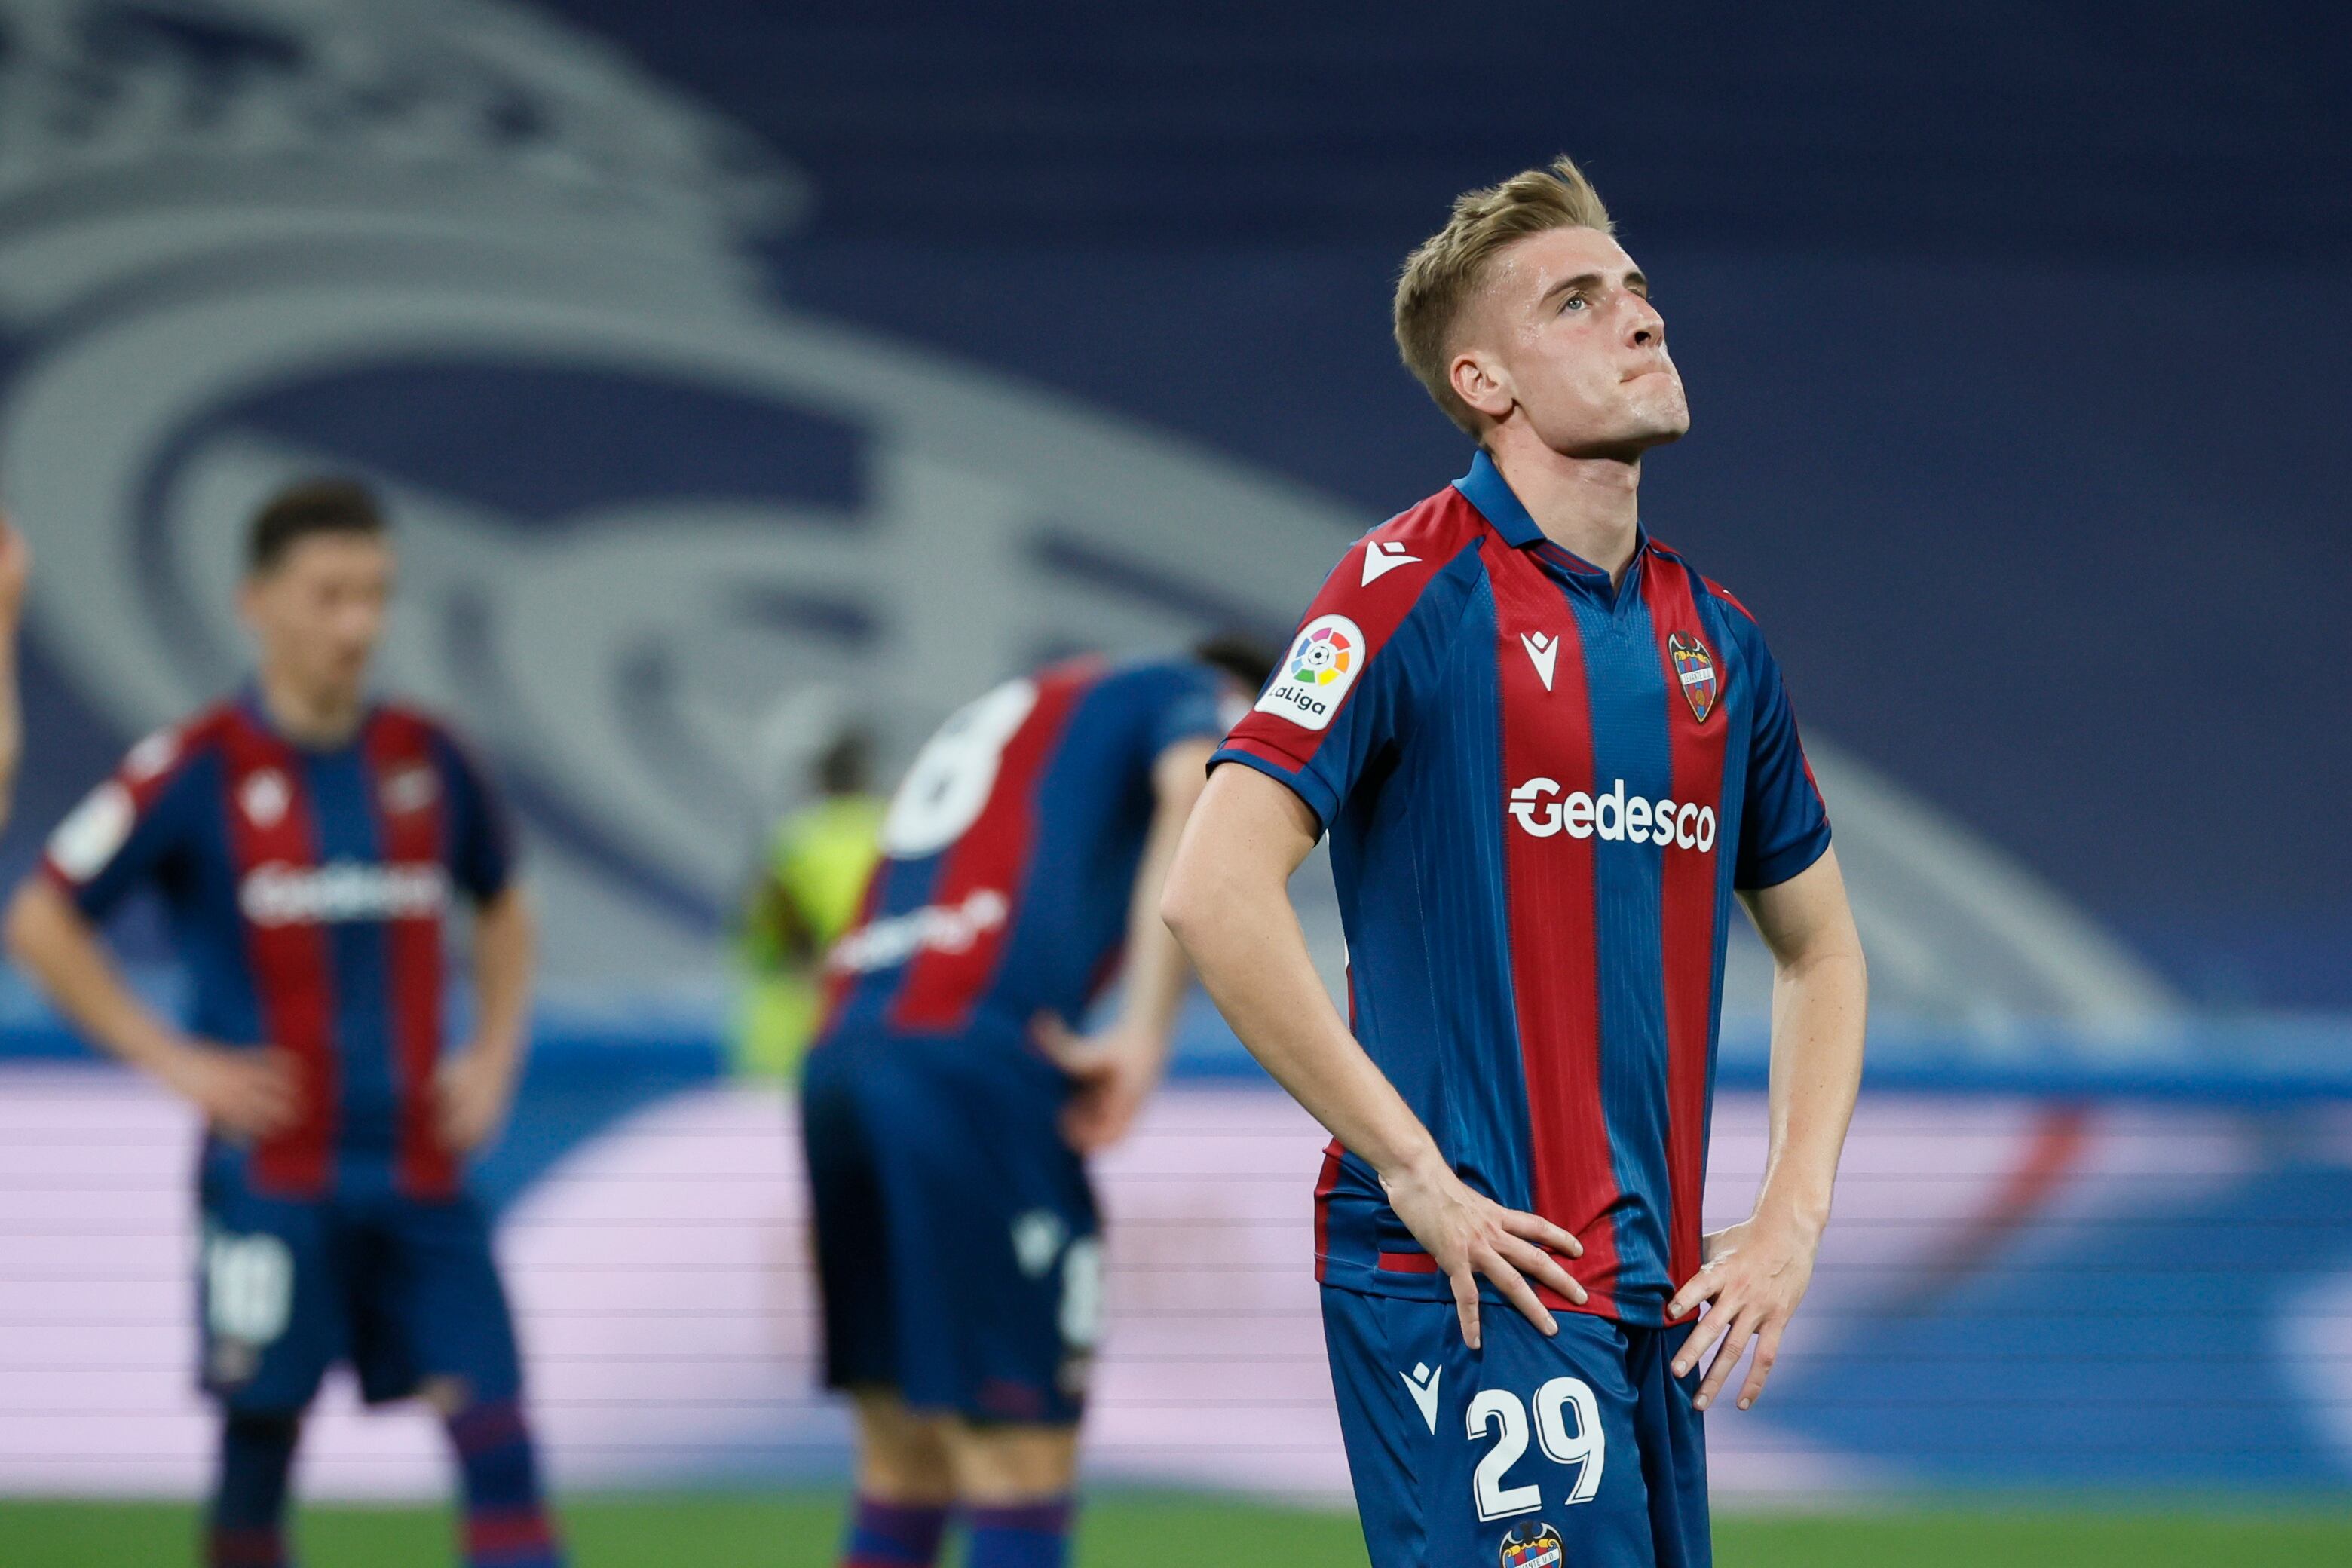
[1145,663,1226,758]
[434,730,518,902]
[41,730,203,922]
[1733,626,1831,891]
[1211,533,1453,834]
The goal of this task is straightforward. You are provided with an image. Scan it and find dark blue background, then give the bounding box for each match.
[541,0,2348,1003]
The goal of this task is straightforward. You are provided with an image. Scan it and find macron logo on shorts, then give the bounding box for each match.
[1401,1360,1442,1433]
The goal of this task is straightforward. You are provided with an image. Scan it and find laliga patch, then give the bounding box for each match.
[47,781,135,883]
[1256,614,1364,731]
[1499,1522,1565,1568]
[1668,631,1717,723]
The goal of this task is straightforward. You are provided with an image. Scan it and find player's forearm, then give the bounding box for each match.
[1753,928,1866,1234]
[0,626,21,830]
[3,880,194,1076]
[467,886,537,1073]
[1162,778,1443,1181]
[1114,744,1215,1059]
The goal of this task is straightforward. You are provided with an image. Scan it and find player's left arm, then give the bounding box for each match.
[1033,736,1216,1152]
[438,884,536,1155]
[433,732,536,1156]
[0,513,31,831]
[1668,844,1867,1412]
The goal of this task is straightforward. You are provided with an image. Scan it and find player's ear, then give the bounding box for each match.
[1450,348,1514,424]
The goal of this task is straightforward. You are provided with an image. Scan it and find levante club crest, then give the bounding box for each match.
[1668,631,1717,723]
[1498,1521,1565,1568]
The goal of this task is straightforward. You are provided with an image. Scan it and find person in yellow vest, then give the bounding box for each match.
[733,721,884,1078]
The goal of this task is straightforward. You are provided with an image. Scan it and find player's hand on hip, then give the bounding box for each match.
[435,1046,516,1155]
[1667,1209,1824,1412]
[1031,1011,1156,1153]
[164,1042,300,1141]
[1381,1153,1585,1349]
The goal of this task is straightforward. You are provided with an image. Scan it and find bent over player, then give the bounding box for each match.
[5,482,562,1568]
[804,637,1272,1568]
[1163,158,1869,1566]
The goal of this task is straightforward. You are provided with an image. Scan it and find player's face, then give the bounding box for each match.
[1460,225,1689,457]
[240,533,394,703]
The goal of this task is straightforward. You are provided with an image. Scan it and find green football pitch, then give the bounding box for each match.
[5,1493,2350,1566]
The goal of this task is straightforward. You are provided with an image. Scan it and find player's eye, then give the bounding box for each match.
[1559,292,1588,314]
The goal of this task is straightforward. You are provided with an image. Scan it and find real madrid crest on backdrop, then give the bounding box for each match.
[0,0,2176,1021]
[0,0,1359,982]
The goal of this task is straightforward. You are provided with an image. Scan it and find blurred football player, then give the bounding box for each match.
[5,481,564,1568]
[1164,158,1870,1567]
[804,634,1274,1568]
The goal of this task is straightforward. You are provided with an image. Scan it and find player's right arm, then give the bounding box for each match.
[5,884,296,1135]
[3,737,297,1138]
[1163,765,1584,1349]
[1162,525,1585,1348]
[0,513,31,830]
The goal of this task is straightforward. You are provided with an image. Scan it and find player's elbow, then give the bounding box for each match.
[1157,845,1215,954]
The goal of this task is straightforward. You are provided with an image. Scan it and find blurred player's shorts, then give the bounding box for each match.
[198,1159,526,1415]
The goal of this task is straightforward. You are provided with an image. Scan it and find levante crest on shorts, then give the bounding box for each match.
[1668,631,1717,724]
[1498,1521,1565,1568]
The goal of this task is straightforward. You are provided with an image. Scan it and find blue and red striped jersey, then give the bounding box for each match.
[41,692,515,1200]
[1213,452,1831,1326]
[819,656,1225,1051]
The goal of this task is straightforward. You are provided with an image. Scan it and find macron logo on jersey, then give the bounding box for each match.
[1360,540,1419,585]
[1521,631,1560,691]
[1509,777,1718,851]
[1256,614,1365,731]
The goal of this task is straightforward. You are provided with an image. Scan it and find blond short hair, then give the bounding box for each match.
[1394,155,1615,435]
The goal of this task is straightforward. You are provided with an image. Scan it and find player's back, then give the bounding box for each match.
[817,654,1218,1053]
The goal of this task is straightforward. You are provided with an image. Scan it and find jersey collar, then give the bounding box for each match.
[237,679,377,756]
[1452,448,1647,584]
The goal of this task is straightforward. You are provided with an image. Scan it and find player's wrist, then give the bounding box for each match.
[1751,1186,1832,1241]
[1374,1140,1452,1197]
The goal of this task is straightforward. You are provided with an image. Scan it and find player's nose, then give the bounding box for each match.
[1626,291,1665,351]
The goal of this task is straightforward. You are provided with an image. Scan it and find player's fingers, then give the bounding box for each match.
[1496,1231,1585,1306]
[1670,1296,1738,1378]
[1029,1011,1089,1067]
[1498,1207,1583,1260]
[1692,1309,1757,1413]
[1448,1265,1483,1351]
[1736,1318,1787,1411]
[1666,1266,1726,1323]
[1477,1244,1557,1338]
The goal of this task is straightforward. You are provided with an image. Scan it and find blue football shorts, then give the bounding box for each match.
[801,1031,1101,1426]
[197,1159,525,1416]
[1322,1285,1710,1568]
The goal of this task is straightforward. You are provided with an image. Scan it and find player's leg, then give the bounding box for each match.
[207,1410,303,1568]
[804,1044,953,1568]
[1321,1285,1663,1567]
[196,1166,340,1568]
[359,1191,565,1568]
[1628,1322,1712,1568]
[912,1048,1105,1568]
[938,1422,1078,1568]
[877,1043,1098,1568]
[838,1389,955,1567]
